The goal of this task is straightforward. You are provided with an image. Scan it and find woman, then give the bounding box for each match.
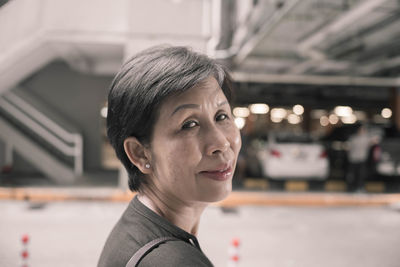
[98,45,241,267]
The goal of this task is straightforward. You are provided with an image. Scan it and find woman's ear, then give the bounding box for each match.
[123,137,152,174]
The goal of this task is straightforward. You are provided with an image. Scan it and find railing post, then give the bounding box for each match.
[74,134,83,176]
[5,143,13,166]
[1,142,14,173]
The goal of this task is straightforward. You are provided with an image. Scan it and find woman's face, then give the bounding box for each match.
[146,76,241,204]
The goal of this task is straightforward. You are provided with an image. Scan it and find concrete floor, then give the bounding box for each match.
[1,200,400,267]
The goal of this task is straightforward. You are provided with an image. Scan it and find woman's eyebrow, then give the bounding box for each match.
[170,100,229,117]
[218,100,229,107]
[170,104,200,117]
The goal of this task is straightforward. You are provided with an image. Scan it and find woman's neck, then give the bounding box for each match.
[137,190,207,236]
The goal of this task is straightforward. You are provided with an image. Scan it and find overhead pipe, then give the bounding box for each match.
[206,0,222,57]
[232,72,400,87]
[210,0,250,59]
[211,0,300,61]
[298,0,389,57]
[288,0,389,74]
[233,0,301,65]
[358,56,400,75]
[207,0,242,59]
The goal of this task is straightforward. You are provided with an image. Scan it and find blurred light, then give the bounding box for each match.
[233,107,250,117]
[100,107,108,118]
[328,114,339,125]
[381,108,392,119]
[334,106,353,117]
[271,108,287,119]
[234,117,246,129]
[341,114,357,124]
[249,103,269,114]
[287,114,301,124]
[320,116,329,126]
[293,104,304,115]
[271,116,283,123]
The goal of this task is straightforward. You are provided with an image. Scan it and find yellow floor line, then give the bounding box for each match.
[285,181,308,192]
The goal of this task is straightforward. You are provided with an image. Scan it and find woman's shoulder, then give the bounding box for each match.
[99,197,213,266]
[139,239,214,267]
[98,201,166,267]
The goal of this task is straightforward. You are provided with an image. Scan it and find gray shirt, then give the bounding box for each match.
[98,195,213,267]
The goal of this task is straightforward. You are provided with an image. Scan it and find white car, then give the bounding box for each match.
[257,133,329,180]
[372,137,400,178]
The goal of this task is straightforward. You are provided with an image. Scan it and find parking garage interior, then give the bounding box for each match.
[1,0,400,193]
[2,1,400,267]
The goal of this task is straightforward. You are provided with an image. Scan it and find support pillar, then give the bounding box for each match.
[302,107,311,132]
[0,142,13,173]
[391,87,400,131]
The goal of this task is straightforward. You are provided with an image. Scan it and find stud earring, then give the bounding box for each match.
[145,163,150,169]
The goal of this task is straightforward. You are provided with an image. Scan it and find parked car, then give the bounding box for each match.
[370,125,400,179]
[257,132,329,180]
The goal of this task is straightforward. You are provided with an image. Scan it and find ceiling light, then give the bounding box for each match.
[381,108,392,119]
[288,114,301,124]
[234,117,246,129]
[271,108,287,119]
[341,114,357,124]
[334,106,353,117]
[271,116,283,123]
[320,116,329,126]
[329,114,339,125]
[233,107,250,118]
[293,104,304,115]
[249,103,269,114]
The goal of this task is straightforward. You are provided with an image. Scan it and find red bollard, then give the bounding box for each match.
[21,234,29,267]
[228,237,240,267]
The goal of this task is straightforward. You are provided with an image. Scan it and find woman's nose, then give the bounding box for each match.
[205,126,230,156]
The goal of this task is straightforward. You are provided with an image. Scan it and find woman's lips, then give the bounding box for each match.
[199,166,233,181]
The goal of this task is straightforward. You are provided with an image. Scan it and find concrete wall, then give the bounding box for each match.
[16,61,113,173]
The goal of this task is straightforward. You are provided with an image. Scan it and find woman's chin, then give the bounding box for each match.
[199,181,232,203]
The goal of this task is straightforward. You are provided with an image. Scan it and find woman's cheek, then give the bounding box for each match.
[172,139,198,159]
[227,123,242,153]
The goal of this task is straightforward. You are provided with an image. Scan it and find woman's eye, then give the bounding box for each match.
[182,120,198,130]
[216,113,229,121]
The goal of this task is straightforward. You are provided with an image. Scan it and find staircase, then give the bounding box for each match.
[0,89,82,184]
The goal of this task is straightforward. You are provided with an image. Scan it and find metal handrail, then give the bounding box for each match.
[5,92,77,143]
[0,92,83,175]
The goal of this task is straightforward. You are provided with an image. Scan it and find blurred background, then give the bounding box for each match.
[1,0,400,266]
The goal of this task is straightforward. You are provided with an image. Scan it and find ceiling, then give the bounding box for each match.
[5,0,396,110]
[215,0,400,109]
